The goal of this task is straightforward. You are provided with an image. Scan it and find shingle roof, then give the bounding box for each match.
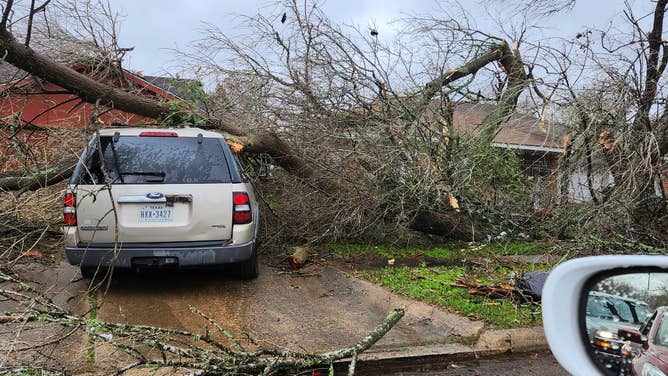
[141,75,202,103]
[452,102,563,150]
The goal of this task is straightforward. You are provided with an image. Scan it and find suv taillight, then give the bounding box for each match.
[63,192,77,226]
[233,192,252,224]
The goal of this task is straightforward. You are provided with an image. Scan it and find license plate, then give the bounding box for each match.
[139,205,173,222]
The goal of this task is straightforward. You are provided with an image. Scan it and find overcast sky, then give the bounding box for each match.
[106,0,654,77]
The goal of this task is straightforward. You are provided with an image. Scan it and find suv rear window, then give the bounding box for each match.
[80,136,232,184]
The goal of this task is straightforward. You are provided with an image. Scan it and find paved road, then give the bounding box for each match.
[357,351,568,375]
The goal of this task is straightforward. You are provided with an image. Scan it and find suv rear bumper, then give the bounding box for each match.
[65,241,255,268]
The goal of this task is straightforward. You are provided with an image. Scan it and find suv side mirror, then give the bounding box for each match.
[543,256,668,376]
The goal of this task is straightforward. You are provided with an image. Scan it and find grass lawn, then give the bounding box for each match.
[326,241,557,328]
[326,240,551,259]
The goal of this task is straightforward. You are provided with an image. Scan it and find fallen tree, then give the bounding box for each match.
[0,0,524,188]
[0,157,77,191]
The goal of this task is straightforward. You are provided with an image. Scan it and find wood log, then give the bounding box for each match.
[0,157,77,191]
[288,246,309,268]
[410,210,479,241]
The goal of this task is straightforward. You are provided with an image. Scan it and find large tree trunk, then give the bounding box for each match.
[0,30,172,121]
[0,157,77,191]
[599,0,668,222]
[479,40,528,142]
[410,211,479,241]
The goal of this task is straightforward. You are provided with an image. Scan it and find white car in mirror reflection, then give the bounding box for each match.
[586,291,652,374]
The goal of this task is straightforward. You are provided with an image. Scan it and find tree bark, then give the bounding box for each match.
[479,40,528,142]
[410,210,478,241]
[0,157,77,191]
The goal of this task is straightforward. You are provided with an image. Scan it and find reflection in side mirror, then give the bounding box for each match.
[584,271,668,375]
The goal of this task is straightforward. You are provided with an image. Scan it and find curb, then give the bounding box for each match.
[334,326,549,374]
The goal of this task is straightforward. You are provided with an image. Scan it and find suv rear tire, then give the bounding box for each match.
[232,250,258,279]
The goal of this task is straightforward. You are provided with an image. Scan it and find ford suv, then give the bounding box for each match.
[63,127,259,279]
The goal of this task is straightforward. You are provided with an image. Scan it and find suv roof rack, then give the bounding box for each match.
[110,122,215,129]
[111,122,173,127]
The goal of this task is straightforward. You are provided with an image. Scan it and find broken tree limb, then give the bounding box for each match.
[0,157,77,191]
[0,21,341,194]
[479,41,529,142]
[319,308,404,361]
[416,42,505,113]
[0,27,172,121]
[0,271,405,375]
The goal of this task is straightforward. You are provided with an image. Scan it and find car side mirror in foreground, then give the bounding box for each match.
[542,256,668,376]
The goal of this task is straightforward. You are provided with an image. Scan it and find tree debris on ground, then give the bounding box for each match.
[0,271,404,375]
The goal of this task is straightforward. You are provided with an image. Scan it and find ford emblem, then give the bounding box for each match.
[146,192,164,199]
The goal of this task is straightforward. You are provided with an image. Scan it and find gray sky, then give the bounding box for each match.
[107,0,653,77]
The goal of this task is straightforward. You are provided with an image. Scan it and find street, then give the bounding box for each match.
[360,351,568,375]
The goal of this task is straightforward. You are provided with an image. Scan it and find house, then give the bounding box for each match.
[0,64,198,129]
[450,102,563,180]
[0,63,198,171]
[450,104,668,202]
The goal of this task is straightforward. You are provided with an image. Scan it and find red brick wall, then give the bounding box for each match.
[0,81,151,129]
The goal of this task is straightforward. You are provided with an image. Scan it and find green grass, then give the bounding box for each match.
[360,265,545,329]
[328,241,556,328]
[325,243,459,259]
[325,240,553,260]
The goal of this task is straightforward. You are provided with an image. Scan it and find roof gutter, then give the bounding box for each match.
[121,69,185,102]
[492,142,563,153]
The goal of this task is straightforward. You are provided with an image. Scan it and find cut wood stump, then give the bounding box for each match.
[288,246,310,268]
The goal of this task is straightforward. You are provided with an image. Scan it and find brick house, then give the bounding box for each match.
[450,102,563,180]
[0,63,198,171]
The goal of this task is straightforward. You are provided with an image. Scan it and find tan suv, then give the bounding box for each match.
[63,127,259,279]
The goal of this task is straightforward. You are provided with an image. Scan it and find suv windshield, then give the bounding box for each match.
[586,295,648,324]
[81,136,232,184]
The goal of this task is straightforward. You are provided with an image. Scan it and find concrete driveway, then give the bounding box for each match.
[95,264,483,353]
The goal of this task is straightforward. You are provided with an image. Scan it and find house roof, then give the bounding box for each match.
[0,62,202,107]
[141,75,202,103]
[452,102,564,152]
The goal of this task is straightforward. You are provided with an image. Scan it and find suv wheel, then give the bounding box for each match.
[232,250,259,279]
